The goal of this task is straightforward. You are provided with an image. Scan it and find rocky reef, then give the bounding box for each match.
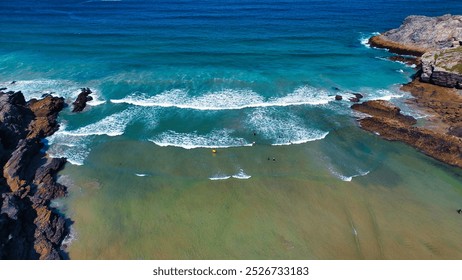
[355,15,462,169]
[0,89,69,259]
[353,100,462,168]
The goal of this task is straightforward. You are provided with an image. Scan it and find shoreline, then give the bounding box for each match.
[354,15,462,169]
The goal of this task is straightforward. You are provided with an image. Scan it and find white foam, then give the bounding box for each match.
[61,226,77,247]
[135,173,148,177]
[232,169,251,179]
[149,129,251,149]
[46,107,158,165]
[359,88,404,101]
[46,131,90,166]
[62,109,134,137]
[110,86,331,111]
[359,32,380,48]
[328,166,371,182]
[1,79,106,108]
[246,107,329,145]
[374,89,404,101]
[209,175,231,181]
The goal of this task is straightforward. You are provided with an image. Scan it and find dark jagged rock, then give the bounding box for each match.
[0,90,70,260]
[352,93,364,99]
[449,126,462,138]
[0,91,34,148]
[72,87,92,112]
[389,55,420,66]
[3,139,42,193]
[1,193,20,220]
[335,95,343,101]
[348,93,364,103]
[31,157,67,205]
[349,97,360,103]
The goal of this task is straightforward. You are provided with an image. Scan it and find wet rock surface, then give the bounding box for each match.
[352,82,462,169]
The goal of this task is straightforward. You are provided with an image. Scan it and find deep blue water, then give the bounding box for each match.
[1,0,461,166]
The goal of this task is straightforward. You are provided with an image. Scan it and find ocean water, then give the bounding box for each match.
[1,0,462,259]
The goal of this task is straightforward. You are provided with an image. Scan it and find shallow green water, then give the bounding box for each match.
[58,127,462,259]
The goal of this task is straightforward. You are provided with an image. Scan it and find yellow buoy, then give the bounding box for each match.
[212,149,217,153]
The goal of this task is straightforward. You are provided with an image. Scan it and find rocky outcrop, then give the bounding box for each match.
[0,89,69,260]
[352,100,462,168]
[369,14,462,88]
[72,87,92,113]
[369,35,427,57]
[356,15,462,169]
[369,14,462,55]
[420,47,462,88]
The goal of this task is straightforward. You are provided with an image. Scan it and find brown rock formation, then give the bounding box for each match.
[369,35,427,57]
[352,100,462,168]
[401,78,462,131]
[352,100,417,125]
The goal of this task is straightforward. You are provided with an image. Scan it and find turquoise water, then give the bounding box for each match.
[1,0,462,259]
[2,0,458,166]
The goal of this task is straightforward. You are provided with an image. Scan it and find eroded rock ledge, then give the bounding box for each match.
[0,90,69,259]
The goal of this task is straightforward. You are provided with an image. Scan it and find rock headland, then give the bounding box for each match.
[354,15,462,168]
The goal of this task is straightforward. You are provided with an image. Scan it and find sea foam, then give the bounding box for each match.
[3,79,106,107]
[328,166,371,182]
[110,86,331,111]
[149,129,251,149]
[246,107,329,145]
